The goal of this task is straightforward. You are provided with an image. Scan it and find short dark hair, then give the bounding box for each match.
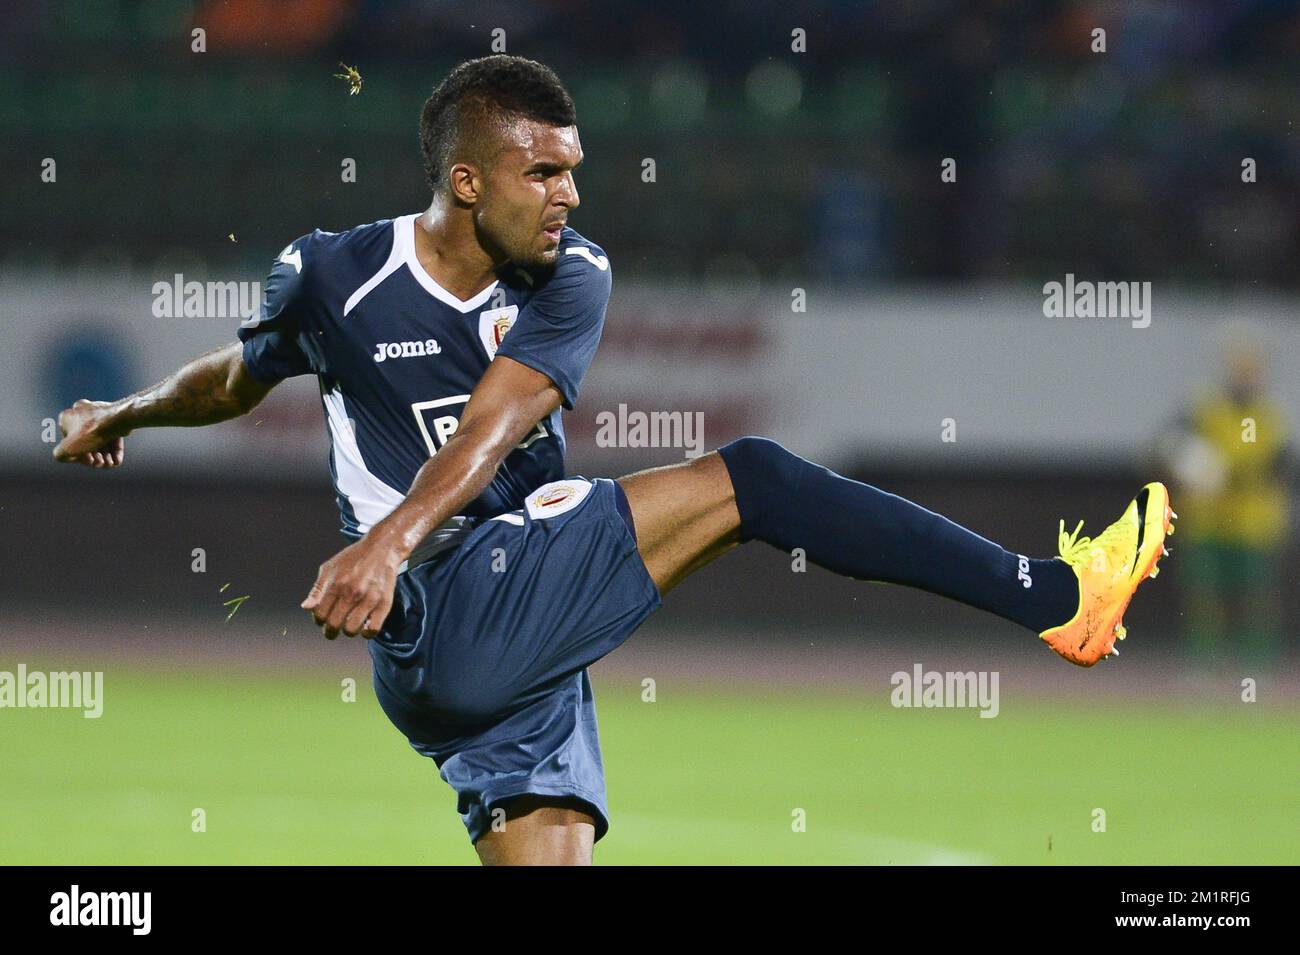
[419,55,578,194]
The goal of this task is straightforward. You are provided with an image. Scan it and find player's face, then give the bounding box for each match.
[476,120,582,268]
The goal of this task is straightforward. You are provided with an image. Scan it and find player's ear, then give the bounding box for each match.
[448,162,482,205]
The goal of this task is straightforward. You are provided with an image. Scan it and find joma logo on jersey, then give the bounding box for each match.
[1017,555,1033,588]
[373,339,443,363]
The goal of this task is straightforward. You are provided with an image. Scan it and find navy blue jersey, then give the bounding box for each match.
[237,213,612,540]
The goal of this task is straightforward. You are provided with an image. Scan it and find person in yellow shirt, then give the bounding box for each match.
[1163,342,1294,674]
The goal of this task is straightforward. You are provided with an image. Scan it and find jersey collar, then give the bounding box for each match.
[399,213,500,313]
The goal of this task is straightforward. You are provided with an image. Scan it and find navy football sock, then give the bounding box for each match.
[716,437,1079,634]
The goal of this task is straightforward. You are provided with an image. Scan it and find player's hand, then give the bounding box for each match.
[52,399,127,468]
[301,536,404,640]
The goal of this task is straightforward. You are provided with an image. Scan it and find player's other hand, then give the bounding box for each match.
[302,537,403,640]
[53,399,126,468]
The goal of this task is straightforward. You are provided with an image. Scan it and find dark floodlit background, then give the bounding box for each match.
[1,1,1296,864]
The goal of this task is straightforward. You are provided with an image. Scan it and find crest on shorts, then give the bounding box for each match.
[535,485,576,509]
[478,305,519,359]
[525,479,593,520]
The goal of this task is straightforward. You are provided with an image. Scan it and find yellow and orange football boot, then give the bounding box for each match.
[1039,482,1175,667]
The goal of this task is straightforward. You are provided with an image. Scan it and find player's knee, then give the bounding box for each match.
[716,436,810,544]
[717,436,805,491]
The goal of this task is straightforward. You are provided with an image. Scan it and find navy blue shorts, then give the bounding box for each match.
[367,477,661,844]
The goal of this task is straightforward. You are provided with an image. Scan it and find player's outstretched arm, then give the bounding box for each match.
[302,355,562,639]
[52,342,276,468]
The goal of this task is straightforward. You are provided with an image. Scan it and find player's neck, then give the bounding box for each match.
[412,202,502,301]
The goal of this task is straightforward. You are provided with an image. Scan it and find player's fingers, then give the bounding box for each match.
[342,599,373,638]
[53,410,88,461]
[324,588,358,636]
[301,574,329,612]
[342,586,385,637]
[314,585,345,639]
[52,431,77,461]
[303,583,343,636]
[345,587,384,639]
[314,599,340,639]
[361,594,392,639]
[310,593,340,629]
[56,407,78,441]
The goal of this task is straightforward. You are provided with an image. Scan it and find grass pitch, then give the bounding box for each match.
[2,665,1294,864]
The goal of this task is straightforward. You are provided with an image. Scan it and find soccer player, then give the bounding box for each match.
[52,55,1174,865]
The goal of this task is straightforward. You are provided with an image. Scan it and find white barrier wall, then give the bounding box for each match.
[2,269,1297,476]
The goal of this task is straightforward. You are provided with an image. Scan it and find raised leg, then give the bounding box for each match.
[618,436,1082,634]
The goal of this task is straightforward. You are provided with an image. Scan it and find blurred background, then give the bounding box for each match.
[1,0,1297,864]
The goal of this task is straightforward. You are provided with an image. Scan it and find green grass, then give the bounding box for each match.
[2,666,1295,864]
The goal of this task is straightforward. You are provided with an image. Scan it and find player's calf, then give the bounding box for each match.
[620,436,1170,665]
[712,436,1083,636]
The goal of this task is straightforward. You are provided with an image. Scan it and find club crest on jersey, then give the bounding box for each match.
[525,479,593,520]
[478,305,519,359]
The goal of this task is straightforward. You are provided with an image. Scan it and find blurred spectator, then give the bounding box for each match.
[1160,336,1295,675]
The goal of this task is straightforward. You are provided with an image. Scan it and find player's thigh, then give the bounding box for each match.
[617,450,741,594]
[474,796,596,866]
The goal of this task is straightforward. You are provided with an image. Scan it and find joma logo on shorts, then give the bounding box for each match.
[374,339,443,362]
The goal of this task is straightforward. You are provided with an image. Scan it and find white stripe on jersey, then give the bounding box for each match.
[322,386,406,533]
[342,222,405,317]
[344,214,502,317]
